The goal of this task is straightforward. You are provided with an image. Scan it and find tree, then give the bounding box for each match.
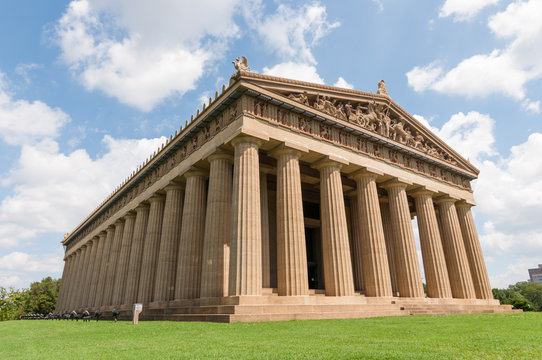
[493,281,542,312]
[0,277,61,321]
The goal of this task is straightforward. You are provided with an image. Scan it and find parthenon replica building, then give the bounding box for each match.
[56,61,513,321]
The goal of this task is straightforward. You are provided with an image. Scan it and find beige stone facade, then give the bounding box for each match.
[56,69,514,322]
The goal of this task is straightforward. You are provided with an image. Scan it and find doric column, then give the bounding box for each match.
[94,226,115,307]
[314,159,354,296]
[378,198,398,295]
[75,244,91,308]
[456,203,493,299]
[229,136,263,296]
[412,190,452,298]
[65,249,82,310]
[124,204,150,305]
[351,170,393,297]
[56,254,73,311]
[112,213,136,305]
[436,197,476,299]
[81,237,99,308]
[175,170,207,300]
[103,219,125,306]
[349,196,365,292]
[87,231,106,307]
[154,184,185,302]
[201,153,233,298]
[137,195,165,303]
[272,146,309,296]
[382,180,424,298]
[260,166,271,289]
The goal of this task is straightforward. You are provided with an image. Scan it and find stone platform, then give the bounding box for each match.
[95,289,518,323]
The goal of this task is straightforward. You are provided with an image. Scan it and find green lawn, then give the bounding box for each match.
[1,313,540,359]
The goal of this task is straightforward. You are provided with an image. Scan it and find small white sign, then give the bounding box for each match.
[133,304,143,311]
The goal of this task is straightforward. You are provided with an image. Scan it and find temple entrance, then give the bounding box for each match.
[305,226,324,289]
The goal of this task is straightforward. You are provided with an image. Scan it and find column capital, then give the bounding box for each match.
[135,203,150,212]
[106,225,115,232]
[98,230,107,238]
[409,185,439,198]
[164,181,185,192]
[434,195,461,205]
[349,166,383,180]
[114,218,125,226]
[456,200,476,208]
[312,155,349,171]
[123,211,137,219]
[148,194,166,203]
[269,141,308,159]
[183,167,208,179]
[380,177,413,190]
[207,150,233,164]
[230,135,264,148]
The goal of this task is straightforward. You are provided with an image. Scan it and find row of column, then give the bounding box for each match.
[56,135,493,312]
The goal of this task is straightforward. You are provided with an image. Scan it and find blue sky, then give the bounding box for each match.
[1,0,541,290]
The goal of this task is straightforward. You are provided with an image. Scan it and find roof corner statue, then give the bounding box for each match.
[232,56,251,72]
[55,61,510,323]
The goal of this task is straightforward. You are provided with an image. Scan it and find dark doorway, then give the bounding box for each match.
[305,226,324,290]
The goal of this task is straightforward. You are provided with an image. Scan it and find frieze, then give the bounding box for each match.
[286,91,459,167]
[67,100,240,250]
[243,95,472,192]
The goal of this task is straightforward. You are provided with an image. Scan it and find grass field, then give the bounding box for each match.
[1,313,541,359]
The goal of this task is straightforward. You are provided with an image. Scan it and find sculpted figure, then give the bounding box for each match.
[413,134,426,151]
[288,91,309,105]
[232,56,251,71]
[377,80,388,96]
[314,94,325,111]
[345,102,356,123]
[391,120,410,144]
[361,101,380,131]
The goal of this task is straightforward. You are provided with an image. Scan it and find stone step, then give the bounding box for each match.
[229,310,407,323]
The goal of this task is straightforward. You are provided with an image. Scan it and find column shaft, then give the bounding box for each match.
[317,161,354,296]
[87,232,106,307]
[229,137,262,296]
[75,245,91,308]
[379,200,399,295]
[103,220,125,306]
[456,204,493,299]
[112,214,136,305]
[275,149,308,296]
[94,227,115,307]
[65,249,82,310]
[353,173,393,297]
[137,196,165,303]
[260,171,271,289]
[437,199,476,299]
[414,191,452,298]
[154,185,185,302]
[385,183,424,298]
[349,196,365,292]
[81,238,99,307]
[56,255,71,311]
[201,155,233,298]
[124,205,150,305]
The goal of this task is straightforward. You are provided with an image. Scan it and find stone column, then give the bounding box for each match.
[314,159,354,296]
[260,167,271,289]
[88,231,106,307]
[383,180,424,298]
[103,219,125,306]
[456,203,493,299]
[379,198,398,295]
[201,154,233,298]
[124,204,150,305]
[412,190,452,299]
[436,197,476,299]
[137,195,165,303]
[154,184,185,302]
[272,147,309,296]
[81,237,99,308]
[75,244,91,308]
[349,196,365,292]
[112,213,136,305]
[56,254,72,311]
[65,249,82,310]
[175,170,207,300]
[94,226,115,307]
[229,136,263,296]
[351,170,393,297]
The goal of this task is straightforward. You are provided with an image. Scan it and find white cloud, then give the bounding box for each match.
[439,0,499,21]
[14,63,41,84]
[0,251,62,273]
[408,0,542,110]
[54,0,241,111]
[522,99,540,113]
[263,62,324,84]
[0,72,70,146]
[334,76,354,89]
[0,135,166,248]
[248,2,339,65]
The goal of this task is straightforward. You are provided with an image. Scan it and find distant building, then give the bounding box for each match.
[528,264,542,284]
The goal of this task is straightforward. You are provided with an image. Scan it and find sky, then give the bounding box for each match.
[0,0,541,290]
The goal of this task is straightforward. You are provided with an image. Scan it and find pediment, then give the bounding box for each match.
[233,71,479,177]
